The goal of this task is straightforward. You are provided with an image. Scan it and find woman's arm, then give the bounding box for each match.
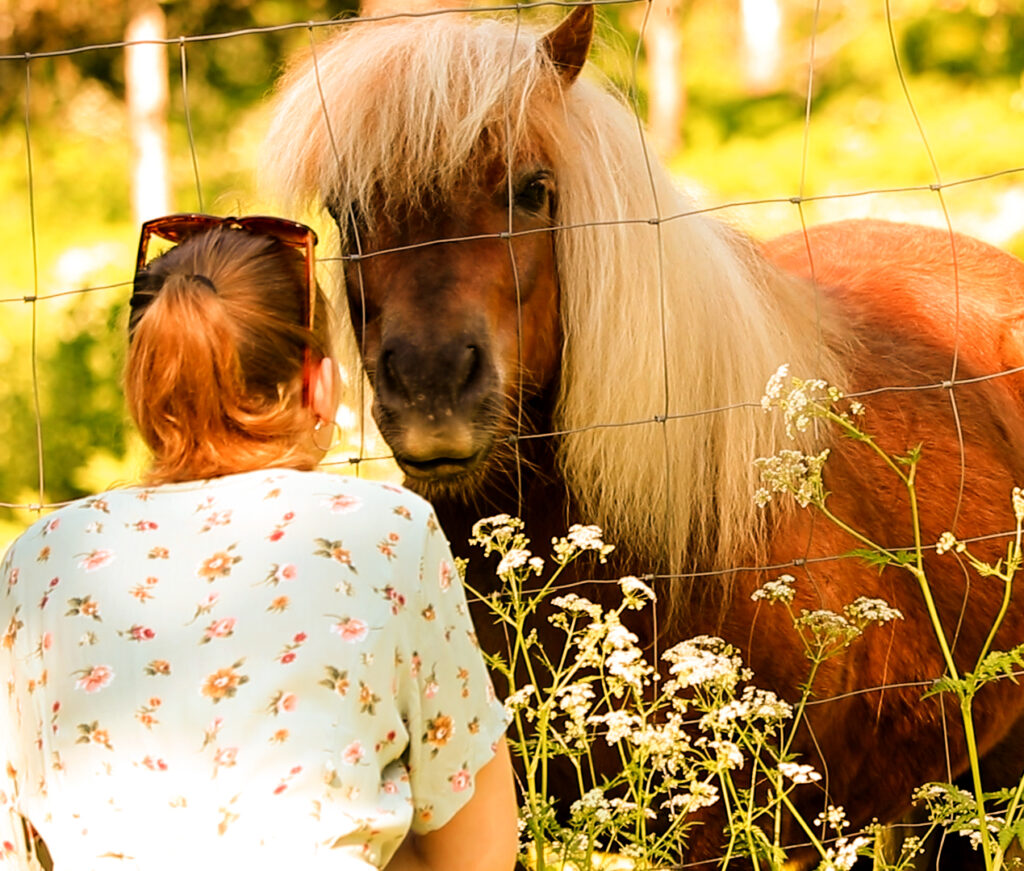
[386,738,517,871]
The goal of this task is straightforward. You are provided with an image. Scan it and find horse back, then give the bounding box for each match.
[763,218,1024,379]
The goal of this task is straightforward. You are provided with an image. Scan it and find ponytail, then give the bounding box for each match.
[125,228,332,484]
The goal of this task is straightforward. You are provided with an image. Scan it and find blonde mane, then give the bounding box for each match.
[262,13,847,575]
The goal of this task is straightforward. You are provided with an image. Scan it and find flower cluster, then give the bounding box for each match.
[754,448,830,509]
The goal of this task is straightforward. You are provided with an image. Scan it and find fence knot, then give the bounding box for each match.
[791,557,806,567]
[653,413,667,423]
[941,380,954,390]
[23,295,37,303]
[498,231,511,240]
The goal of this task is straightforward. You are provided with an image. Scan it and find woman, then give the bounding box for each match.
[0,215,516,871]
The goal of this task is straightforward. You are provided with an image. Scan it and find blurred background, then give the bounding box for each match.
[1,0,1023,549]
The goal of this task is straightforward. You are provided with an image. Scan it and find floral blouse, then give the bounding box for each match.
[0,469,508,870]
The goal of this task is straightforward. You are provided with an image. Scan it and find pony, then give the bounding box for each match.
[262,5,1024,862]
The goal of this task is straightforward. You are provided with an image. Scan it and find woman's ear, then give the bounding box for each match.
[310,356,340,425]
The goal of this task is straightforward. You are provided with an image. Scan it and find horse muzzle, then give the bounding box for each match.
[370,335,504,484]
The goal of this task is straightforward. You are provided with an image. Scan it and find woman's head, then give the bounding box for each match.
[126,216,336,484]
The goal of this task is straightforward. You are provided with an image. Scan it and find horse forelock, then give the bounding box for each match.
[262,15,567,231]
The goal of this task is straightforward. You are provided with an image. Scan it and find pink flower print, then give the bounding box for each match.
[342,741,364,765]
[202,617,236,643]
[268,691,298,715]
[41,632,53,651]
[78,549,114,572]
[5,567,17,591]
[424,680,439,699]
[393,505,412,521]
[140,756,168,771]
[449,768,472,792]
[280,651,296,664]
[213,746,239,773]
[125,624,156,642]
[75,664,114,693]
[43,517,60,535]
[283,512,295,522]
[268,529,285,542]
[325,494,361,514]
[148,546,169,560]
[280,564,297,581]
[410,653,422,677]
[331,617,368,643]
[132,520,158,532]
[267,595,290,613]
[293,632,307,643]
[200,510,233,534]
[439,560,454,591]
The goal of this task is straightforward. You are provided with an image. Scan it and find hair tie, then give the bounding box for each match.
[185,274,218,293]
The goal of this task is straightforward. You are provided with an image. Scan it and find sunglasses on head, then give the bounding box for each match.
[133,213,321,404]
[134,213,319,332]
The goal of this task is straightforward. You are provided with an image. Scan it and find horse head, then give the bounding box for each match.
[271,8,593,496]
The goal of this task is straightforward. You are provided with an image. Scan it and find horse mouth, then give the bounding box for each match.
[397,453,481,480]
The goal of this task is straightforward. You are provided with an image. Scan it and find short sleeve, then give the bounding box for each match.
[399,513,509,834]
[0,547,33,871]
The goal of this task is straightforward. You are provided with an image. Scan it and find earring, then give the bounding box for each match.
[312,417,341,453]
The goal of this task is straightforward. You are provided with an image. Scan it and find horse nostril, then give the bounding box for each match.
[379,349,411,403]
[457,345,483,398]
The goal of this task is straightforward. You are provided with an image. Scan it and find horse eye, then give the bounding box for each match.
[513,174,554,215]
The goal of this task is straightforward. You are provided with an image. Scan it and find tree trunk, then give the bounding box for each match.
[740,0,783,94]
[125,2,170,225]
[642,0,685,158]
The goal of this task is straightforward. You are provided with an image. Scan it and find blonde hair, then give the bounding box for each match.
[126,228,332,485]
[263,14,846,575]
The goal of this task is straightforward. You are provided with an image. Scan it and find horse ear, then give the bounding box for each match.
[539,4,594,85]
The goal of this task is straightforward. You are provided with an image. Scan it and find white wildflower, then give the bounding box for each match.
[1014,487,1024,523]
[504,684,535,715]
[556,682,594,721]
[754,448,830,509]
[761,364,790,410]
[469,514,526,557]
[550,593,603,621]
[662,636,748,692]
[618,575,656,609]
[496,547,532,577]
[796,609,860,649]
[818,835,869,871]
[709,739,744,771]
[935,531,958,555]
[553,524,615,565]
[751,573,796,605]
[663,780,719,814]
[589,709,638,744]
[778,761,822,784]
[844,596,903,627]
[569,788,613,825]
[815,804,848,833]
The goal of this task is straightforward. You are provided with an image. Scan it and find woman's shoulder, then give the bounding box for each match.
[256,469,437,521]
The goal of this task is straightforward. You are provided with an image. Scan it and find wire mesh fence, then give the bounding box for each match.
[4,1,1024,866]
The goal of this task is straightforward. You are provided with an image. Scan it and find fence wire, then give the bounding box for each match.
[4,2,1024,865]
